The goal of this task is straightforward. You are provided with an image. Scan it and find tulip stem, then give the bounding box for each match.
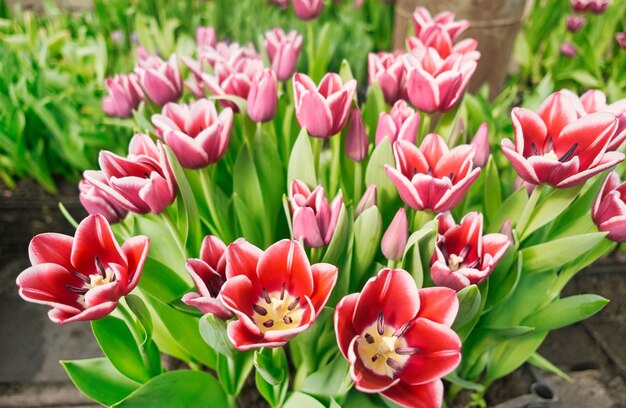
[160,209,187,258]
[354,161,363,203]
[306,22,315,82]
[199,168,227,239]
[312,137,323,175]
[329,133,341,195]
[517,184,544,240]
[419,113,431,142]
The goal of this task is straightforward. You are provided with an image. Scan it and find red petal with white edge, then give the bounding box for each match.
[556,151,624,188]
[199,235,227,271]
[511,108,547,157]
[600,215,626,242]
[71,214,126,277]
[382,379,443,408]
[139,173,173,214]
[257,240,314,297]
[433,167,481,213]
[556,112,617,170]
[227,319,286,351]
[481,233,511,265]
[435,71,462,111]
[395,140,429,178]
[385,166,424,210]
[349,338,399,392]
[593,172,622,218]
[416,287,459,327]
[164,130,209,168]
[398,319,461,385]
[419,134,449,170]
[318,73,344,96]
[17,264,83,312]
[120,235,150,294]
[219,275,259,319]
[430,261,471,291]
[309,263,338,315]
[537,92,579,143]
[442,212,482,263]
[182,292,233,320]
[84,281,121,308]
[49,301,118,324]
[435,212,456,235]
[352,268,420,334]
[225,239,263,282]
[28,233,73,269]
[297,91,333,138]
[334,293,360,359]
[501,140,541,184]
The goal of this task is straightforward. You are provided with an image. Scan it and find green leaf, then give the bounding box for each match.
[302,353,351,398]
[487,188,528,233]
[520,184,582,240]
[323,204,352,266]
[283,392,326,408]
[352,206,383,282]
[362,83,386,139]
[483,157,501,223]
[125,295,153,345]
[62,358,140,406]
[255,348,289,407]
[233,194,263,246]
[444,371,485,392]
[521,232,607,273]
[91,316,152,383]
[486,332,547,383]
[217,352,254,396]
[401,221,437,289]
[364,138,397,216]
[113,370,228,408]
[479,325,535,337]
[199,314,234,359]
[288,128,317,187]
[234,144,269,243]
[138,256,190,304]
[452,285,481,333]
[527,352,573,382]
[522,294,609,331]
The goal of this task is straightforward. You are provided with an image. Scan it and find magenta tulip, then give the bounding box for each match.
[293,0,323,20]
[152,99,234,169]
[16,214,149,324]
[102,73,144,118]
[345,107,369,162]
[247,69,278,123]
[375,100,420,146]
[560,42,577,58]
[617,29,626,49]
[381,208,409,260]
[570,0,610,13]
[368,52,406,105]
[470,123,490,167]
[79,172,128,224]
[335,268,461,408]
[293,72,357,138]
[592,171,626,242]
[265,28,304,81]
[135,54,183,106]
[566,15,586,33]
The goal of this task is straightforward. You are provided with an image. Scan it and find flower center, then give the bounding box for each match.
[252,284,304,333]
[66,257,116,307]
[447,254,464,272]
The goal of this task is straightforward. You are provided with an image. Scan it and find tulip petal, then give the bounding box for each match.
[309,263,339,314]
[257,240,314,296]
[227,319,286,351]
[416,287,459,326]
[349,338,400,392]
[49,301,118,324]
[334,293,360,359]
[297,91,333,138]
[292,207,325,248]
[225,239,263,282]
[17,264,83,312]
[71,215,126,277]
[182,292,233,320]
[28,233,74,269]
[385,166,424,210]
[382,379,443,408]
[120,235,150,293]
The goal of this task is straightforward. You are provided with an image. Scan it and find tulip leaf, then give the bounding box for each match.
[522,294,609,331]
[483,157,501,223]
[113,370,228,408]
[487,188,528,233]
[401,220,437,288]
[255,348,289,407]
[199,314,234,359]
[233,194,264,247]
[288,128,317,188]
[217,351,254,396]
[485,254,522,311]
[444,371,485,392]
[283,392,326,408]
[520,184,583,240]
[62,358,140,406]
[323,203,352,266]
[527,352,573,382]
[138,256,190,304]
[125,295,153,346]
[352,205,383,284]
[452,285,481,334]
[282,194,294,237]
[302,353,351,398]
[485,332,547,383]
[521,232,607,273]
[362,83,386,141]
[91,316,153,383]
[365,138,397,217]
[479,325,535,338]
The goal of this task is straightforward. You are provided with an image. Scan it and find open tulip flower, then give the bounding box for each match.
[375,100,420,146]
[264,28,303,81]
[431,212,510,291]
[592,171,626,242]
[183,235,233,320]
[219,239,338,350]
[293,72,357,138]
[368,51,406,105]
[202,53,264,111]
[385,135,481,212]
[151,99,234,169]
[335,268,461,408]
[79,173,128,224]
[16,214,149,324]
[102,73,144,118]
[501,91,623,188]
[135,54,183,106]
[293,0,324,21]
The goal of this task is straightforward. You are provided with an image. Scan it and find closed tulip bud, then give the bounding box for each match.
[247,69,278,123]
[560,42,577,58]
[470,123,490,167]
[375,100,420,146]
[293,0,323,21]
[345,108,369,162]
[290,180,343,248]
[592,171,626,242]
[566,15,585,33]
[381,208,409,260]
[355,184,377,218]
[616,30,626,49]
[368,52,405,105]
[570,0,610,14]
[135,54,183,106]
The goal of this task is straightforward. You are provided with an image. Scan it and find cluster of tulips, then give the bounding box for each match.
[15,4,626,408]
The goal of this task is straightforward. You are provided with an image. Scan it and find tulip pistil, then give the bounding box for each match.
[253,285,304,333]
[356,320,417,378]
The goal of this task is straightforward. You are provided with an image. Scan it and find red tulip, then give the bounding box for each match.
[293,0,323,20]
[290,179,343,248]
[335,268,461,408]
[16,214,149,324]
[247,69,278,123]
[135,54,183,106]
[183,235,233,320]
[293,72,357,138]
[346,107,369,162]
[79,172,128,224]
[219,239,338,350]
[570,0,610,14]
[368,52,406,105]
[592,171,626,242]
[375,100,420,146]
[151,99,234,169]
[381,208,409,261]
[501,91,623,188]
[265,28,303,81]
[102,73,144,118]
[385,135,481,212]
[85,133,177,214]
[431,212,510,291]
[566,15,585,33]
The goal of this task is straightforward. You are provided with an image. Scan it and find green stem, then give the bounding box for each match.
[353,161,363,204]
[517,184,543,239]
[311,137,323,176]
[160,209,187,258]
[306,22,315,81]
[419,113,431,143]
[116,299,155,373]
[199,167,227,239]
[329,133,341,195]
[310,247,323,264]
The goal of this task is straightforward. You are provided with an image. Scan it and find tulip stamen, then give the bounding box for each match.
[288,296,300,311]
[364,333,375,344]
[280,282,286,300]
[357,321,412,378]
[559,143,579,163]
[386,358,402,371]
[263,320,274,328]
[252,290,305,334]
[393,321,412,338]
[263,288,272,304]
[283,316,292,324]
[396,346,420,355]
[531,142,540,156]
[66,284,89,295]
[253,304,268,316]
[95,257,107,278]
[377,311,385,336]
[72,270,90,284]
[372,355,379,363]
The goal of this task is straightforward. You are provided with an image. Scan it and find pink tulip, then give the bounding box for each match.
[196,26,217,48]
[592,171,626,242]
[269,0,289,9]
[290,179,343,248]
[16,214,149,324]
[85,134,177,214]
[183,235,233,320]
[501,91,623,188]
[102,73,144,118]
[368,52,406,105]
[470,123,490,167]
[381,208,409,260]
[135,54,183,106]
[431,212,510,291]
[79,172,128,224]
[293,0,323,20]
[345,107,369,162]
[385,135,481,212]
[202,55,264,112]
[335,268,461,408]
[355,184,377,218]
[151,99,234,169]
[265,28,304,81]
[293,72,357,138]
[570,0,610,13]
[617,29,626,49]
[375,100,420,146]
[403,48,477,114]
[560,42,577,58]
[247,69,278,123]
[566,14,585,33]
[219,239,338,350]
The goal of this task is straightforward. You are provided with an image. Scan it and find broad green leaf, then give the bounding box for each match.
[528,352,573,382]
[234,144,269,244]
[283,392,326,408]
[487,187,528,233]
[352,206,383,281]
[199,314,234,359]
[255,348,289,407]
[401,221,437,288]
[217,352,254,396]
[362,83,386,140]
[486,332,547,383]
[302,354,351,398]
[521,232,607,273]
[479,325,535,337]
[452,285,481,333]
[485,254,522,310]
[233,194,263,246]
[364,138,397,215]
[520,184,582,240]
[483,157,501,223]
[125,295,153,345]
[444,371,485,392]
[138,256,190,303]
[323,204,352,266]
[522,294,608,331]
[288,129,317,187]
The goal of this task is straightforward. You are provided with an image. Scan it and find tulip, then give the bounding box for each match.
[617,29,626,49]
[355,184,377,218]
[293,72,357,138]
[413,7,469,44]
[431,212,510,291]
[385,135,481,212]
[182,235,233,320]
[403,49,477,114]
[202,55,264,111]
[501,91,623,188]
[151,99,234,169]
[265,28,304,81]
[290,179,343,248]
[381,208,409,260]
[375,100,420,146]
[566,15,585,33]
[85,133,177,214]
[196,26,217,48]
[219,239,338,350]
[135,54,183,106]
[570,0,610,13]
[102,73,144,118]
[293,0,323,21]
[269,0,289,9]
[16,214,149,324]
[79,172,128,224]
[592,171,626,242]
[470,123,490,167]
[335,268,461,408]
[345,107,369,162]
[247,69,278,123]
[368,52,405,105]
[560,42,577,58]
